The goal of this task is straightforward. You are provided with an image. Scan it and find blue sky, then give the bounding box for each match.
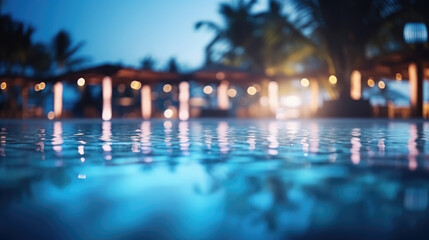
[3,0,268,70]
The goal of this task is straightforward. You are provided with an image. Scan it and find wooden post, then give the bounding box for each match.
[409,63,423,118]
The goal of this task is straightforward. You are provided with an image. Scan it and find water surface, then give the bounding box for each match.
[1,119,429,239]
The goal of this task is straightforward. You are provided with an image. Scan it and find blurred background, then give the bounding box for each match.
[1,0,429,119]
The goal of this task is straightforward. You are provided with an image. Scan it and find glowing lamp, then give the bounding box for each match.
[203,85,213,94]
[301,78,310,87]
[328,75,337,84]
[163,84,172,93]
[247,86,257,95]
[77,78,85,86]
[367,78,375,87]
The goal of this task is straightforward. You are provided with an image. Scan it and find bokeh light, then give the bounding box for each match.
[378,80,386,89]
[203,85,213,94]
[227,88,237,98]
[164,109,173,118]
[396,73,402,81]
[367,78,375,87]
[0,82,6,90]
[39,82,46,90]
[329,75,337,85]
[163,84,172,93]
[47,111,55,120]
[77,78,86,86]
[301,78,310,87]
[130,80,142,90]
[247,86,257,95]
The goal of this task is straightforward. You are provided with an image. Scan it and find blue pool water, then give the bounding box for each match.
[1,119,429,239]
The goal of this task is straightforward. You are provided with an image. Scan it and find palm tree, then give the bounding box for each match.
[0,15,34,74]
[166,57,179,73]
[52,30,86,73]
[287,0,429,98]
[196,0,318,75]
[195,0,257,67]
[28,43,52,76]
[140,55,156,70]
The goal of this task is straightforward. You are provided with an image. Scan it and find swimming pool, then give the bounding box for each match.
[0,119,428,239]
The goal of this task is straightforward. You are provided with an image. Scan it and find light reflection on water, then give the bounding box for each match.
[1,119,429,239]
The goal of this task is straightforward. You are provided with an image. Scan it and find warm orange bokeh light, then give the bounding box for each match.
[0,82,6,90]
[163,84,172,93]
[130,80,141,90]
[329,75,337,85]
[301,78,310,87]
[203,85,213,94]
[367,78,375,87]
[227,88,237,98]
[247,86,257,95]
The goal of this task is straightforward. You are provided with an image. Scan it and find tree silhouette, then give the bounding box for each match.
[28,43,52,76]
[196,0,316,74]
[0,15,34,74]
[166,57,179,73]
[52,30,87,73]
[287,0,429,98]
[140,55,156,70]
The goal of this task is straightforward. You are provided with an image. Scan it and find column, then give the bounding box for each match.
[217,80,229,110]
[409,63,423,118]
[53,82,63,118]
[102,76,112,120]
[350,70,362,100]
[141,84,152,119]
[179,81,189,120]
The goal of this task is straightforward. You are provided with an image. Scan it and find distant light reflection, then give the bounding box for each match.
[0,127,6,157]
[408,124,419,171]
[404,188,428,211]
[247,128,256,151]
[52,121,63,154]
[217,121,229,154]
[267,122,278,155]
[309,123,319,153]
[350,128,361,164]
[179,121,190,153]
[141,121,151,154]
[36,128,46,160]
[101,121,112,160]
[164,121,173,150]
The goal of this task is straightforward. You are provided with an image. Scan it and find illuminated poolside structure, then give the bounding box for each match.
[2,55,429,119]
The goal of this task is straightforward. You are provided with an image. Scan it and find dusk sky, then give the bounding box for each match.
[3,0,268,71]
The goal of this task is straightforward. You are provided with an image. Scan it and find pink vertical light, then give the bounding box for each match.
[141,85,152,119]
[53,82,63,118]
[217,80,229,110]
[179,81,189,120]
[102,76,112,120]
[350,70,361,100]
